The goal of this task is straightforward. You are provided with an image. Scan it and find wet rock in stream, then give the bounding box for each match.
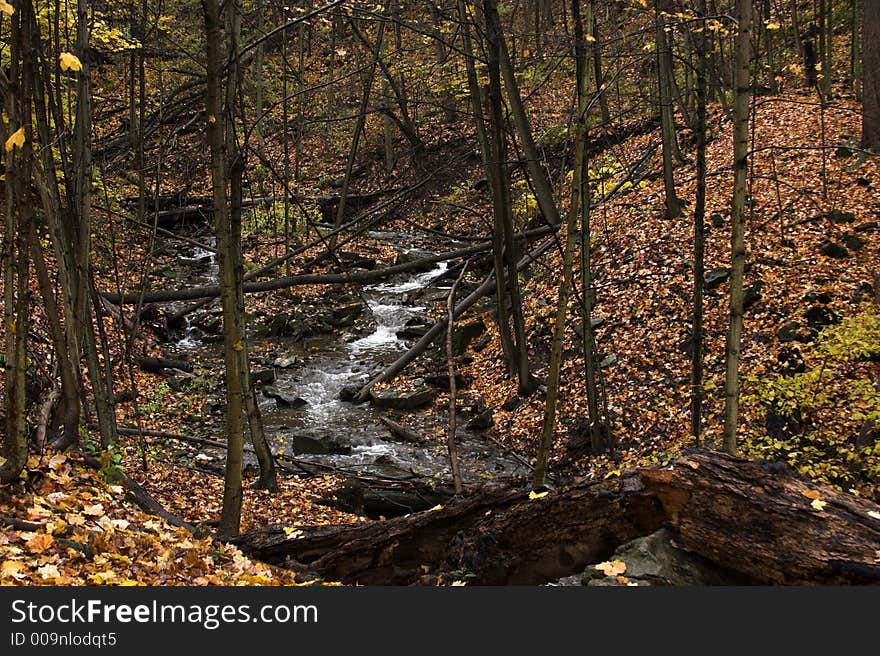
[369,387,434,409]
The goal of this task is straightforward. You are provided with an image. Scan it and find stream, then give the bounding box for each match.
[155,222,527,505]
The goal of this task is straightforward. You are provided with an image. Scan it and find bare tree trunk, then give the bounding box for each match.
[863,0,880,149]
[204,0,244,539]
[691,0,709,445]
[76,0,118,449]
[656,0,682,218]
[330,16,384,249]
[485,0,562,228]
[723,0,752,455]
[445,263,469,495]
[0,3,32,483]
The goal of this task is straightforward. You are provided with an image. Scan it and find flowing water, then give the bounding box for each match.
[160,226,526,484]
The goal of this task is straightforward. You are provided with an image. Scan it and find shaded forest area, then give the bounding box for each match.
[1,0,879,585]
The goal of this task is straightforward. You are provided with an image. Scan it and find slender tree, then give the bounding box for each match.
[863,0,879,149]
[723,0,752,455]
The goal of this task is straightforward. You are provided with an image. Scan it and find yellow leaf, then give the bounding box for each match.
[4,127,24,152]
[89,570,118,584]
[811,499,827,511]
[595,560,627,576]
[428,504,443,511]
[25,533,55,554]
[208,114,217,124]
[59,52,82,72]
[282,527,302,538]
[450,580,467,586]
[766,21,780,30]
[868,511,880,520]
[801,489,821,500]
[232,340,243,352]
[528,490,549,500]
[0,1,13,16]
[1,560,26,579]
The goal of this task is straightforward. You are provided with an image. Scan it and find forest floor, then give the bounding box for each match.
[2,83,879,585]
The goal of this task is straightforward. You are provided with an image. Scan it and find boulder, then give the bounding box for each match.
[582,529,737,586]
[466,409,494,431]
[166,371,199,393]
[289,434,350,456]
[272,354,297,368]
[263,385,308,408]
[844,234,866,252]
[819,240,850,259]
[332,302,364,327]
[369,387,434,410]
[251,368,276,385]
[704,267,730,290]
[450,319,486,356]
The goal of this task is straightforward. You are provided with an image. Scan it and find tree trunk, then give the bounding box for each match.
[485,0,562,228]
[0,1,32,484]
[691,0,709,444]
[204,0,244,539]
[723,0,752,455]
[863,0,880,149]
[656,0,682,219]
[237,451,880,585]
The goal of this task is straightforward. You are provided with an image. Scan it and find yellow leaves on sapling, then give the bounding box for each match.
[4,127,25,152]
[59,52,82,72]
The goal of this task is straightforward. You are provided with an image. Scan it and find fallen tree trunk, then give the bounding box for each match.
[235,452,880,585]
[102,242,491,305]
[379,416,427,444]
[640,454,880,584]
[134,355,194,373]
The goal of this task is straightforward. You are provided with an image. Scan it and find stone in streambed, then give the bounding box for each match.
[263,385,308,408]
[369,387,434,409]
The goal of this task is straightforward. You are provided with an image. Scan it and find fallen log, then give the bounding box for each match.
[134,355,194,373]
[102,242,491,305]
[235,452,880,585]
[640,454,880,585]
[378,416,427,444]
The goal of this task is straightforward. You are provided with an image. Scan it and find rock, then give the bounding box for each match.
[844,234,866,252]
[451,318,486,356]
[369,387,434,409]
[424,372,470,390]
[289,434,350,456]
[704,267,731,290]
[263,385,308,408]
[599,353,617,368]
[273,354,297,368]
[397,324,431,340]
[776,322,801,343]
[743,280,764,311]
[827,209,856,224]
[339,385,364,402]
[501,396,522,412]
[394,249,435,273]
[805,305,839,330]
[251,368,275,385]
[854,221,879,233]
[466,409,494,431]
[166,371,198,393]
[582,529,737,586]
[332,302,363,327]
[819,240,850,259]
[710,212,725,228]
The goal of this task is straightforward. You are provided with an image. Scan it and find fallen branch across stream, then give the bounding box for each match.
[101,242,493,305]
